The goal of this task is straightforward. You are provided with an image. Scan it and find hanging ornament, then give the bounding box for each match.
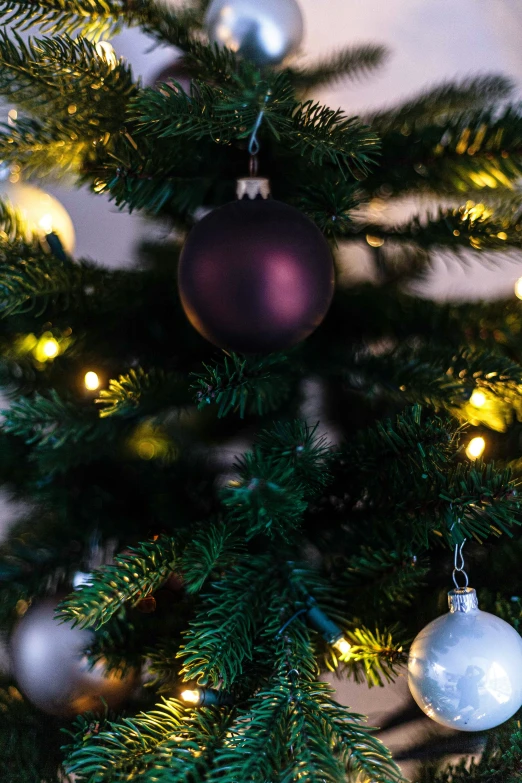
[408,543,522,731]
[178,176,334,353]
[150,57,192,93]
[0,180,75,254]
[11,596,137,717]
[205,0,304,66]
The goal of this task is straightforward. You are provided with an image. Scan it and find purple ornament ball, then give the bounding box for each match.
[178,195,334,353]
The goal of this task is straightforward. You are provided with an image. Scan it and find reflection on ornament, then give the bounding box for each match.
[205,0,304,66]
[466,436,485,460]
[515,276,522,300]
[408,587,522,731]
[95,41,117,70]
[469,390,486,408]
[178,178,334,353]
[84,371,101,391]
[0,182,75,254]
[11,596,137,717]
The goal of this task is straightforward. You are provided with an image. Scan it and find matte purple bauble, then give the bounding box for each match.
[178,196,334,353]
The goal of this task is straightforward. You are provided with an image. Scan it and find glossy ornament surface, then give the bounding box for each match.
[0,181,75,254]
[205,0,304,66]
[408,588,522,731]
[11,596,136,717]
[178,179,334,354]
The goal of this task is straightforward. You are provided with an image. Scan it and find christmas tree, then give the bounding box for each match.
[1,1,522,781]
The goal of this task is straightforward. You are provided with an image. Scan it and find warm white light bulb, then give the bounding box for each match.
[333,637,352,657]
[42,338,59,359]
[515,277,522,300]
[95,41,117,70]
[470,390,486,408]
[181,689,200,704]
[38,213,54,235]
[466,436,486,460]
[84,371,100,391]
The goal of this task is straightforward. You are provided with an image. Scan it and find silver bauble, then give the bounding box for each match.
[205,0,304,66]
[408,587,522,731]
[11,596,137,717]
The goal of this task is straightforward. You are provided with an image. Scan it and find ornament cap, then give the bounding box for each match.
[448,587,479,613]
[236,178,271,201]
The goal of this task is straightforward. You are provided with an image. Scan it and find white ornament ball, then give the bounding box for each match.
[0,181,75,254]
[205,0,304,66]
[408,587,522,731]
[11,596,136,717]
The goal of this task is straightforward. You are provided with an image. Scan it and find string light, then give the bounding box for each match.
[84,371,100,391]
[95,41,117,70]
[42,339,59,358]
[180,688,228,706]
[38,213,54,235]
[333,637,352,657]
[469,390,486,408]
[181,689,200,705]
[515,277,522,300]
[466,436,486,460]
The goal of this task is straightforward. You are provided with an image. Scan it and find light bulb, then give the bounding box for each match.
[95,41,117,70]
[42,338,59,359]
[38,213,54,235]
[466,436,486,460]
[515,277,522,300]
[181,689,200,705]
[84,371,100,391]
[333,637,352,657]
[469,390,486,408]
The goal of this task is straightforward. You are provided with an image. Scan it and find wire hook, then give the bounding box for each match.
[247,90,272,158]
[452,537,469,589]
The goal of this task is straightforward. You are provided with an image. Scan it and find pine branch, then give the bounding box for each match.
[293,174,360,238]
[288,44,389,90]
[177,554,275,688]
[0,0,203,46]
[337,406,521,545]
[65,700,232,782]
[97,368,188,419]
[130,74,379,178]
[255,420,333,496]
[2,390,108,449]
[222,450,307,539]
[371,105,522,198]
[0,250,105,318]
[0,118,90,178]
[191,352,294,418]
[0,32,136,127]
[339,626,407,687]
[363,203,522,252]
[349,344,522,411]
[369,74,515,133]
[57,535,177,630]
[181,521,245,595]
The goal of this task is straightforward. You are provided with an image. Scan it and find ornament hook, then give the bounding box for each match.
[247,90,272,165]
[452,538,469,589]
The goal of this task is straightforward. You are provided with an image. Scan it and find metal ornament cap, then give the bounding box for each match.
[236,177,271,200]
[448,587,479,613]
[408,588,522,731]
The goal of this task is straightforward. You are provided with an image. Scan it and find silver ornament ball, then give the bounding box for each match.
[408,588,522,731]
[11,596,137,717]
[205,0,304,66]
